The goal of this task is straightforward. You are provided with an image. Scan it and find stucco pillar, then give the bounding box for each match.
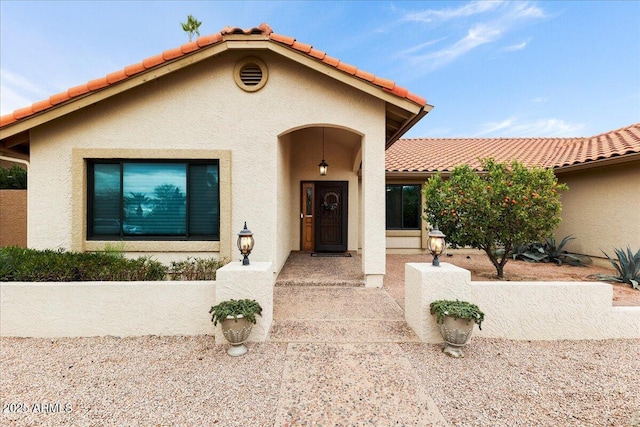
[361,135,386,287]
[214,261,274,342]
[405,262,473,343]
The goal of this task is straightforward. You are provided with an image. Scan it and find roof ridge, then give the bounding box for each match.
[396,122,639,142]
[0,23,425,129]
[399,136,582,142]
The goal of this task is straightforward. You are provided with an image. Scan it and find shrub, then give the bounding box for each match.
[589,247,640,290]
[0,246,166,281]
[168,257,229,280]
[423,158,567,278]
[0,165,27,189]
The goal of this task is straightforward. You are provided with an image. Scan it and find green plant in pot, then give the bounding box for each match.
[430,299,485,358]
[209,299,263,357]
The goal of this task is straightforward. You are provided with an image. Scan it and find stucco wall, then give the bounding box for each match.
[0,281,216,337]
[405,262,640,342]
[27,50,387,277]
[556,160,640,258]
[0,262,274,339]
[0,190,27,247]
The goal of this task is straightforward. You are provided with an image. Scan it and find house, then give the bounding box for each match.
[1,24,638,279]
[384,123,640,258]
[0,24,431,287]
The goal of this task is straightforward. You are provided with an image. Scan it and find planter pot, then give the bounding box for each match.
[220,314,253,357]
[438,315,475,358]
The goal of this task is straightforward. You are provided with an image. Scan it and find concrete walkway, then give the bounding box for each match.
[268,252,449,426]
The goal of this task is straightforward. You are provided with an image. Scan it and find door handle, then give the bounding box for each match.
[300,212,303,219]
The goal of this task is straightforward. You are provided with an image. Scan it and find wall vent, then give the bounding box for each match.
[234,57,268,92]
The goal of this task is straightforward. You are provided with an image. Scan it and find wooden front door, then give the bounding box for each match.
[301,181,349,252]
[314,181,348,252]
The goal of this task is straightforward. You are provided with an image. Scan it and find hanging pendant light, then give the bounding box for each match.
[318,127,328,176]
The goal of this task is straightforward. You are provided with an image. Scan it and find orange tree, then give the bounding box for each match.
[423,159,567,278]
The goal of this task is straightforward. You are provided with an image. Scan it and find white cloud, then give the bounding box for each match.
[404,1,502,23]
[531,96,548,103]
[0,68,50,115]
[476,117,585,137]
[411,23,503,69]
[504,40,529,51]
[397,38,447,56]
[477,117,517,135]
[399,1,545,71]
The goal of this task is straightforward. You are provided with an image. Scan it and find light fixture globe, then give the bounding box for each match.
[237,222,254,266]
[318,159,328,176]
[427,226,446,266]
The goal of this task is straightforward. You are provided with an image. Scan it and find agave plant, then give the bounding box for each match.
[512,235,591,266]
[589,247,640,290]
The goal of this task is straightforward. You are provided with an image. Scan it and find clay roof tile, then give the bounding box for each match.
[308,48,326,60]
[355,69,375,82]
[49,91,71,106]
[87,76,109,91]
[162,47,184,61]
[292,41,313,53]
[68,83,90,98]
[195,33,222,47]
[270,33,295,46]
[124,62,146,76]
[31,99,52,113]
[388,85,408,98]
[336,62,357,75]
[0,115,17,127]
[142,53,164,69]
[372,76,395,90]
[181,41,199,54]
[106,70,127,85]
[13,106,35,120]
[322,55,340,67]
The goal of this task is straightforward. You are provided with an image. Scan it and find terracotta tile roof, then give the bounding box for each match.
[550,123,640,168]
[0,23,425,129]
[386,122,640,172]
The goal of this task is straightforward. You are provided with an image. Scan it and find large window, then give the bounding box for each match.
[88,160,220,240]
[386,184,421,230]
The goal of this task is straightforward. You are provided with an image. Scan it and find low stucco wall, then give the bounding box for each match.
[0,262,275,339]
[406,262,640,342]
[0,281,216,337]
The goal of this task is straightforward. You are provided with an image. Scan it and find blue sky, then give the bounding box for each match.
[1,1,638,138]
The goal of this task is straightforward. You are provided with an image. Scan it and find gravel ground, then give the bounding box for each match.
[402,338,640,427]
[1,336,288,426]
[2,336,639,426]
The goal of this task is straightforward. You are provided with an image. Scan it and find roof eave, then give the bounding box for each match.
[264,42,426,114]
[0,41,231,141]
[1,36,427,145]
[553,152,640,173]
[385,104,433,150]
